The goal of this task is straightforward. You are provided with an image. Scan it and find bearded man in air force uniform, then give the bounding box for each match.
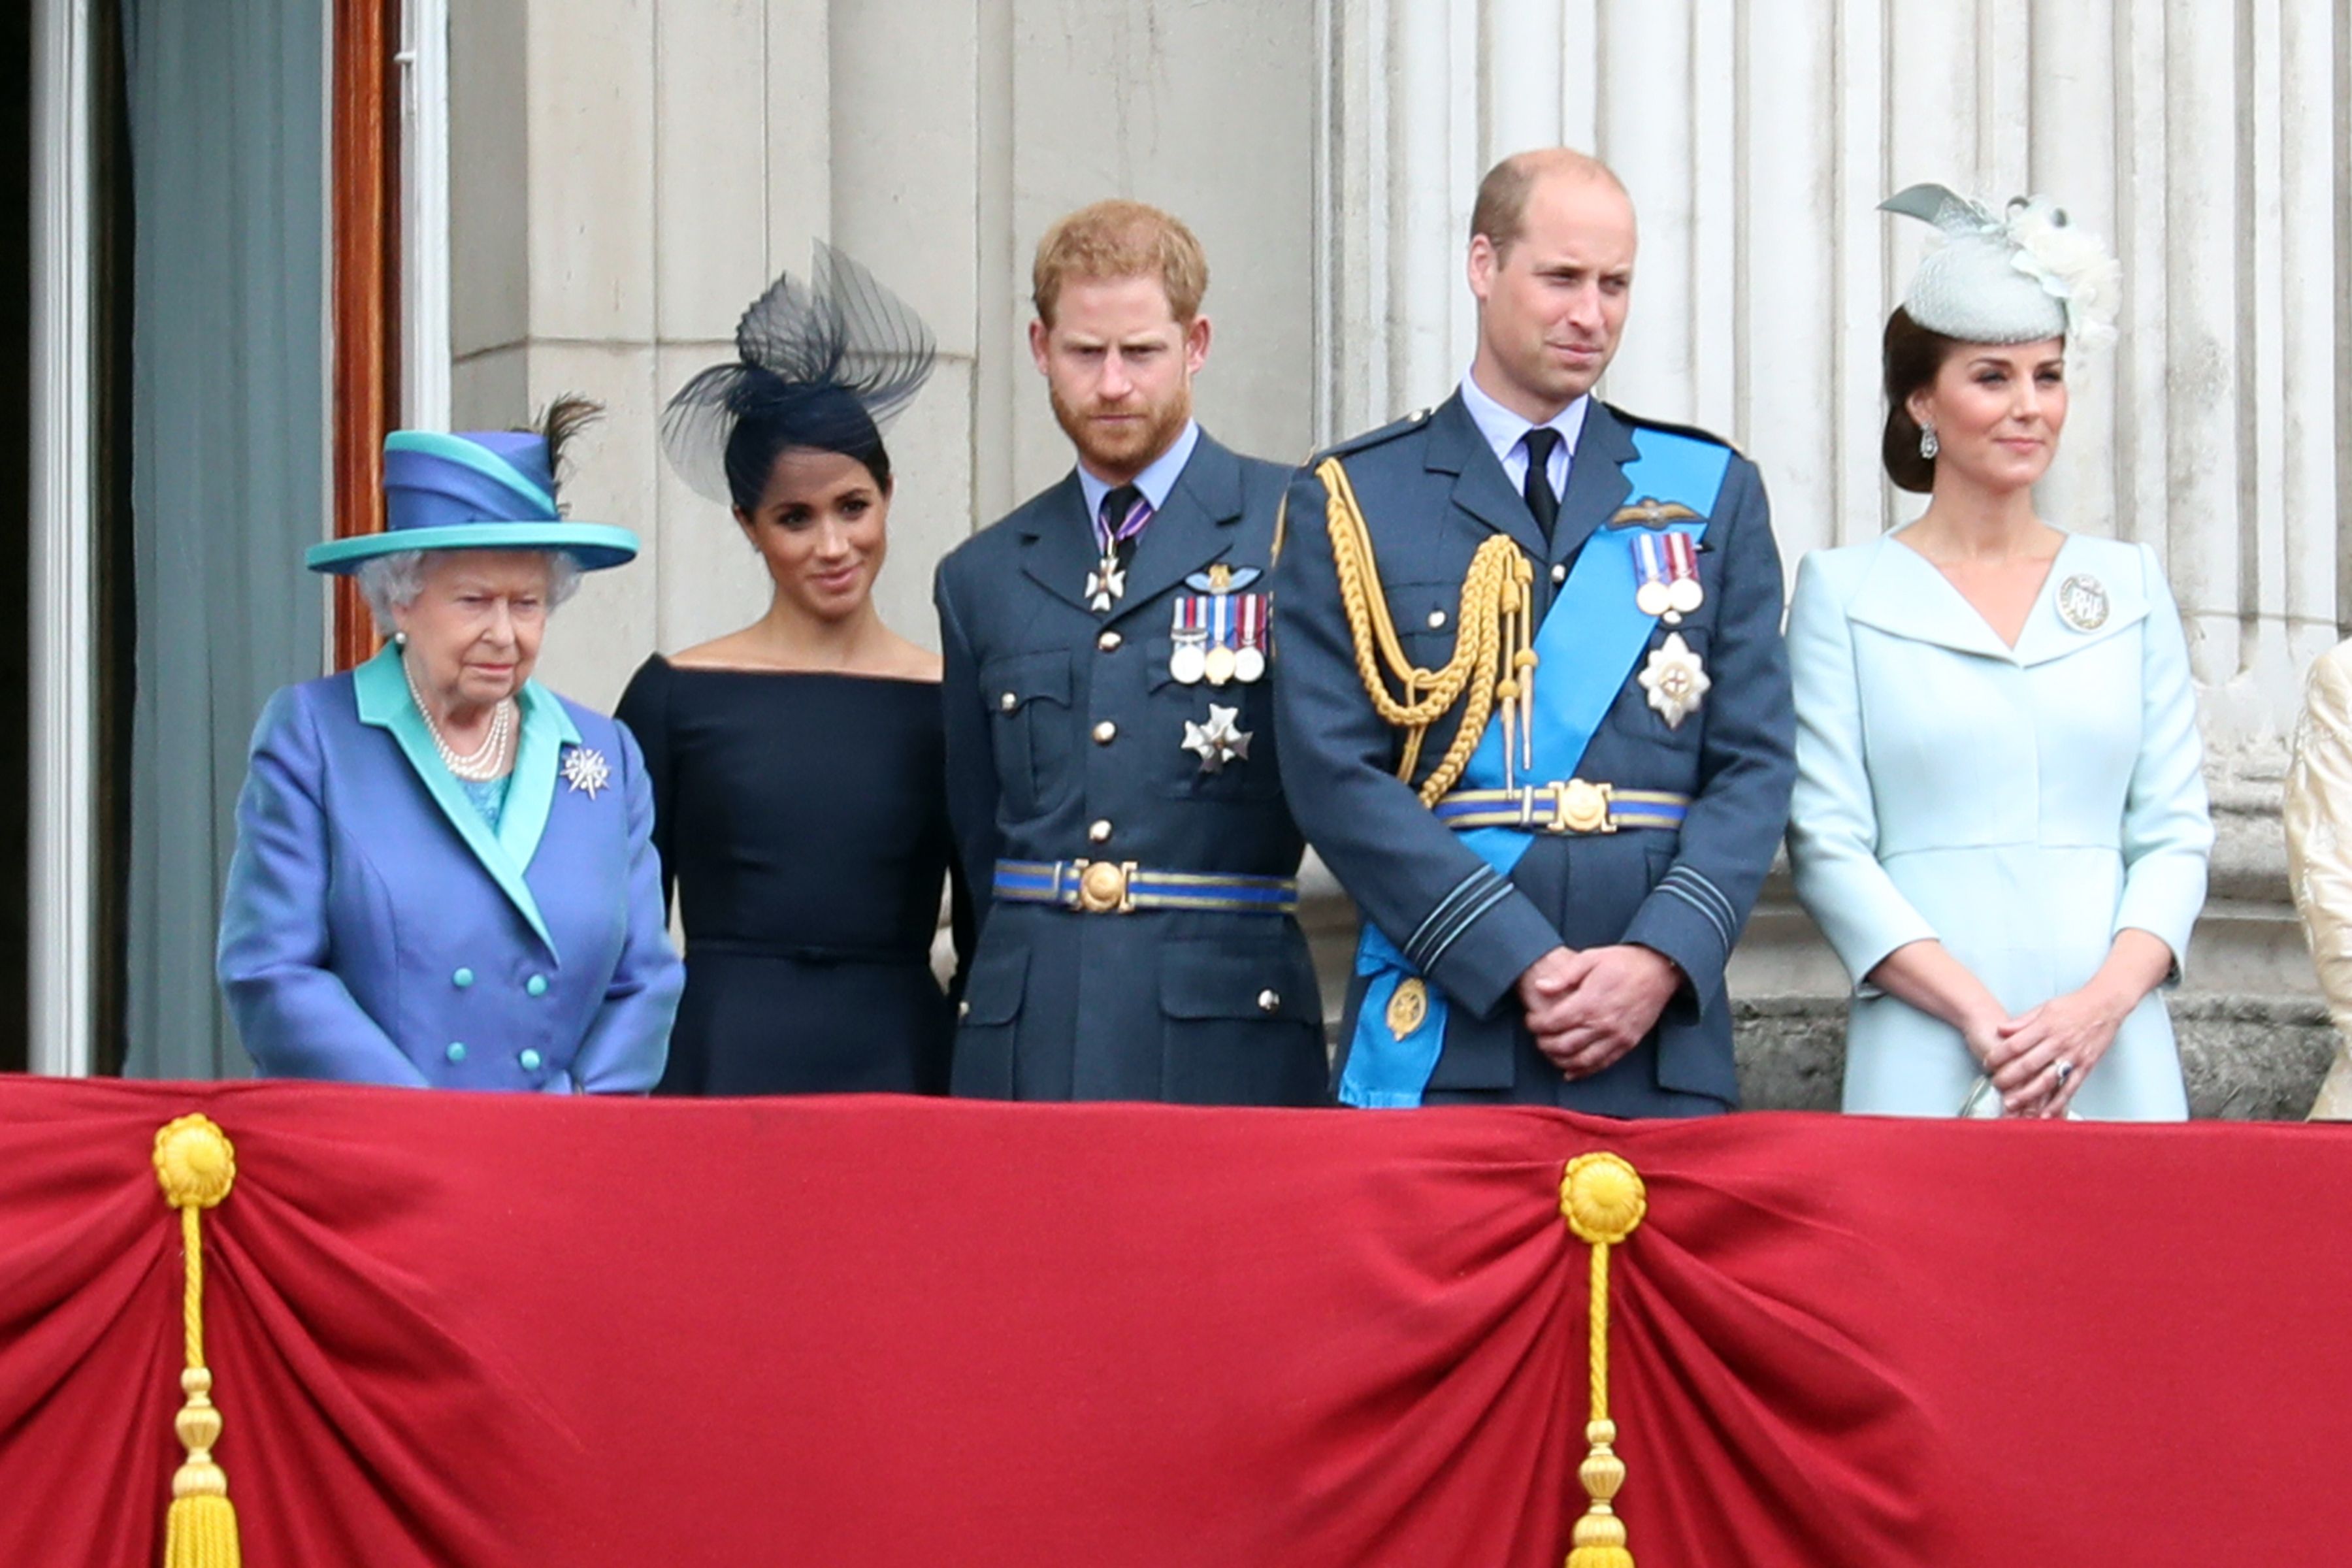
[934,200,1324,1105]
[1271,148,1795,1115]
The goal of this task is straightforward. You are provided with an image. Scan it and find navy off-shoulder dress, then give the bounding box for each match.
[617,655,970,1095]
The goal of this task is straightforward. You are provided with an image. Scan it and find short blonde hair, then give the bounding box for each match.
[1470,148,1627,255]
[1031,200,1209,327]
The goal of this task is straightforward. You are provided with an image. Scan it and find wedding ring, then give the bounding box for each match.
[2053,1060,2074,1088]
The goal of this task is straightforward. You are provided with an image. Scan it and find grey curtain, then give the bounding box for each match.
[120,0,325,1077]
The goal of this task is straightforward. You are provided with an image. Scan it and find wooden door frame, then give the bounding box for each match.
[329,0,401,670]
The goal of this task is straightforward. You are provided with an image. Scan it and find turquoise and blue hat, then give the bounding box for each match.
[304,429,640,574]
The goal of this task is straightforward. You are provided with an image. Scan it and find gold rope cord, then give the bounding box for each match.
[1560,1152,1648,1568]
[154,1115,242,1568]
[1317,455,1535,804]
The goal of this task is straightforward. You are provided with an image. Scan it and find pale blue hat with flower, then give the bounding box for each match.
[1881,183,2121,350]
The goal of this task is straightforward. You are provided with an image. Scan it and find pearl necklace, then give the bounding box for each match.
[404,657,516,781]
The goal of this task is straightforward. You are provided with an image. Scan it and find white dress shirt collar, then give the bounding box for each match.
[1458,371,1588,494]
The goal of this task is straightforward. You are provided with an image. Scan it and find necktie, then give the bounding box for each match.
[1097,483,1151,570]
[1086,484,1153,612]
[1521,427,1563,543]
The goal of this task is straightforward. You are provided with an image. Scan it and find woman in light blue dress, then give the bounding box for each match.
[1787,186,2212,1120]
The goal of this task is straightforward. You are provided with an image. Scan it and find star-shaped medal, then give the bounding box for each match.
[561,745,612,799]
[1637,632,1711,730]
[1181,704,1254,773]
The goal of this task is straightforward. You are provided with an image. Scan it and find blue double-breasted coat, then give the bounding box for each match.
[934,430,1326,1103]
[217,645,683,1090]
[1271,393,1795,1115]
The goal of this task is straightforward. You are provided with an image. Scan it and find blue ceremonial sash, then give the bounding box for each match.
[1339,427,1732,1107]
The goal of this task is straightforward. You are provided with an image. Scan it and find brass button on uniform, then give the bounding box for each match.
[1088,819,1113,844]
[1427,609,1447,630]
[999,691,1018,712]
[1092,721,1118,744]
[1256,989,1281,1014]
[1550,563,1568,584]
[1097,630,1122,652]
[957,1000,972,1020]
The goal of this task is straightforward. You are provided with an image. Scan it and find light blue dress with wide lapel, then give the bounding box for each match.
[218,646,683,1090]
[1786,530,2212,1119]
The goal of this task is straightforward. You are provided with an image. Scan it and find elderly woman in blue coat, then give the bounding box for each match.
[1787,188,2211,1120]
[218,400,683,1089]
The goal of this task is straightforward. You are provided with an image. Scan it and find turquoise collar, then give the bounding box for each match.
[353,645,582,957]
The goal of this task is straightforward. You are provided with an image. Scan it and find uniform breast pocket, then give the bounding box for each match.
[981,650,1075,817]
[1147,638,1282,800]
[1386,578,1469,678]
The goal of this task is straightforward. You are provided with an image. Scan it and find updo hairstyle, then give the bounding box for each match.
[721,372,893,517]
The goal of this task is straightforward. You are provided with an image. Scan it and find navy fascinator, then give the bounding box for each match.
[661,244,938,506]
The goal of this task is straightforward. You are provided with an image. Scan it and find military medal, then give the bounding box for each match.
[1085,552,1126,613]
[1232,593,1267,683]
[1089,487,1154,612]
[1663,532,1705,615]
[1169,598,1208,683]
[1638,631,1711,728]
[1203,581,1237,685]
[2055,572,2109,632]
[1181,703,1253,772]
[1632,532,1674,619]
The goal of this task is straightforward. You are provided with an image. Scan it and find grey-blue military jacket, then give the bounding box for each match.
[935,429,1327,1104]
[1271,393,1795,1114]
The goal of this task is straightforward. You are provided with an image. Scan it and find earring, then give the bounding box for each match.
[1918,424,1940,461]
[393,630,408,648]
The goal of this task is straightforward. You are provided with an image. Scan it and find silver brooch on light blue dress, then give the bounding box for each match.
[561,745,612,798]
[2055,573,2110,632]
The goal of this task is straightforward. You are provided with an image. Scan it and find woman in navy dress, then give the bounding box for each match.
[618,246,968,1095]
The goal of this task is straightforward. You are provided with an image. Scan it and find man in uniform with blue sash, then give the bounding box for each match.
[1272,149,1795,1115]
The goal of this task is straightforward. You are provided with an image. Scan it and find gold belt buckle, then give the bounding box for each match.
[1071,858,1137,913]
[1550,779,1615,835]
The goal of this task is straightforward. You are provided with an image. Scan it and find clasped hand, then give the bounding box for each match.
[1516,945,1680,1081]
[1970,986,2129,1118]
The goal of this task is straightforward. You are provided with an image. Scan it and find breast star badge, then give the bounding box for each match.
[561,745,612,799]
[1637,632,1710,729]
[1181,704,1254,773]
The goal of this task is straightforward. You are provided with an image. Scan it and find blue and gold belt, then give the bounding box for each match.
[1432,780,1691,834]
[992,858,1299,915]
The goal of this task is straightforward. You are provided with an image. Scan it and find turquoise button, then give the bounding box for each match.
[452,968,474,988]
[519,1049,544,1071]
[525,974,548,997]
[445,1042,466,1064]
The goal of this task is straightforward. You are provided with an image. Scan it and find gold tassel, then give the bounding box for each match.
[1560,1152,1648,1568]
[154,1115,242,1568]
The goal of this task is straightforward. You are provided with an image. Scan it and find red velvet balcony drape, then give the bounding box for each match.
[3,1078,2347,1565]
